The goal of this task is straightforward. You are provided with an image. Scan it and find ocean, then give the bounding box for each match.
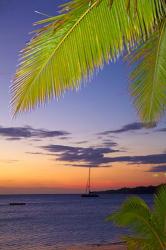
[0,194,153,250]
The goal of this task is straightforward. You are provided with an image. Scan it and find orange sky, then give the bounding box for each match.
[0,152,166,194]
[0,128,166,194]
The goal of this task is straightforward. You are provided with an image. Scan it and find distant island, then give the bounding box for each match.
[97,184,165,195]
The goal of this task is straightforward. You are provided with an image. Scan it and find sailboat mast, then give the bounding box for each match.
[81,166,98,197]
[88,167,91,194]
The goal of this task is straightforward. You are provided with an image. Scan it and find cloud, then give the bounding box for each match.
[75,138,119,149]
[99,122,156,135]
[0,159,19,164]
[0,126,70,140]
[76,141,89,145]
[26,152,55,157]
[100,139,118,147]
[42,144,119,167]
[147,165,166,173]
[6,137,22,141]
[58,136,72,140]
[65,164,111,168]
[41,143,166,168]
[107,153,166,165]
[26,152,44,155]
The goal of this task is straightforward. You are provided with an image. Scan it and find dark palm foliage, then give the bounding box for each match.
[11,0,166,124]
[107,185,166,250]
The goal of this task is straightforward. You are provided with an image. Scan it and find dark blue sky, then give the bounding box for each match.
[0,0,138,132]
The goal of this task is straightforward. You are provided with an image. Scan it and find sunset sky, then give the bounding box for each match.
[0,0,166,194]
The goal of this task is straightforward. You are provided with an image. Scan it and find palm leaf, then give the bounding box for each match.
[128,19,166,124]
[11,0,165,114]
[107,196,151,229]
[153,185,166,246]
[123,236,151,250]
[107,195,165,249]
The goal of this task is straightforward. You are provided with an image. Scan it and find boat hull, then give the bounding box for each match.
[9,203,26,206]
[81,193,99,198]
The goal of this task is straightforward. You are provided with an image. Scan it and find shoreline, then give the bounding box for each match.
[68,242,126,250]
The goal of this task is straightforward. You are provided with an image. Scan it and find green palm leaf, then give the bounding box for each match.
[11,0,165,115]
[128,19,166,124]
[107,196,154,236]
[107,186,166,250]
[122,236,151,250]
[153,185,166,239]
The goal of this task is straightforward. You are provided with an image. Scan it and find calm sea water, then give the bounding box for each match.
[0,194,153,250]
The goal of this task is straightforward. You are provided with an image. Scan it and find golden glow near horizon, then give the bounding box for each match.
[0,128,166,194]
[0,143,166,194]
[0,126,166,194]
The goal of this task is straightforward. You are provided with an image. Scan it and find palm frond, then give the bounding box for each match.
[107,196,151,228]
[11,0,165,114]
[153,185,166,245]
[107,195,165,249]
[123,236,151,250]
[128,19,166,124]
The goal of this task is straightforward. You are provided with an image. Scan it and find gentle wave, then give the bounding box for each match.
[0,194,153,250]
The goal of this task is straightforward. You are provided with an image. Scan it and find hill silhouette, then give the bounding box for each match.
[98,184,165,194]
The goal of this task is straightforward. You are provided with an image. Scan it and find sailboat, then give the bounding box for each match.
[81,167,99,198]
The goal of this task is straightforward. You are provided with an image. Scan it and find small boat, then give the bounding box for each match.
[9,202,26,206]
[81,192,99,198]
[81,167,99,198]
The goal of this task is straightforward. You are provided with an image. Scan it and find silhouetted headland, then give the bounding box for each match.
[98,184,165,195]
